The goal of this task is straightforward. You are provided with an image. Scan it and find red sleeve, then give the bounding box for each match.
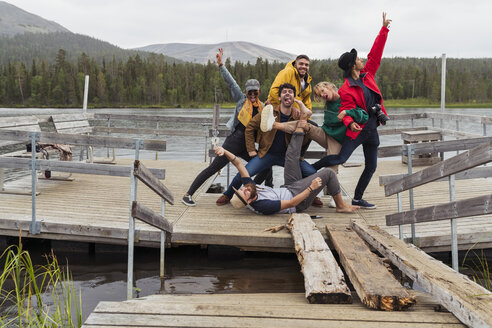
[362,26,389,76]
[339,87,356,128]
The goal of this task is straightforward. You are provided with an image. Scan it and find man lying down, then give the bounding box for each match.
[214,119,359,215]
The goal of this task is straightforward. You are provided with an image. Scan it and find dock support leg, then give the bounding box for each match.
[29,132,40,235]
[449,175,458,271]
[406,144,416,244]
[160,199,166,281]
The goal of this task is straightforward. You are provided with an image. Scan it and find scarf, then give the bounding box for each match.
[237,98,263,127]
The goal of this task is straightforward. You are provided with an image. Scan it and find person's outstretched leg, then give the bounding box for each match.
[353,130,379,207]
[312,135,360,170]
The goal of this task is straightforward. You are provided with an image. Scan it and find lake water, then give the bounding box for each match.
[0,106,490,319]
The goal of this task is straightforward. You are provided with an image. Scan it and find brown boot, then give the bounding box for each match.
[312,197,323,207]
[216,194,230,206]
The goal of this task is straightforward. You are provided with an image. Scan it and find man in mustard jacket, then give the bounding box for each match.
[268,55,312,110]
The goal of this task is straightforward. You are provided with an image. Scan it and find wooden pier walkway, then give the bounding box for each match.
[82,291,465,328]
[0,158,490,252]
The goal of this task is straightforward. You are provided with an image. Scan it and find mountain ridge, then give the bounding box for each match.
[135,41,296,64]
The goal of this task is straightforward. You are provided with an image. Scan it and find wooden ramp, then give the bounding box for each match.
[0,159,490,251]
[82,292,465,328]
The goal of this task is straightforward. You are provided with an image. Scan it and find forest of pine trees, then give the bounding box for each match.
[1,49,491,108]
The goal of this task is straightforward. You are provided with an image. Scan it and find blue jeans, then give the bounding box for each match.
[312,128,380,200]
[223,152,316,198]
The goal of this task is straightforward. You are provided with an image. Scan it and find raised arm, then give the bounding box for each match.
[279,177,322,210]
[217,48,244,102]
[215,146,250,178]
[363,12,391,76]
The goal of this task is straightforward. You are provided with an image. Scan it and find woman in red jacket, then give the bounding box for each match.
[312,12,392,209]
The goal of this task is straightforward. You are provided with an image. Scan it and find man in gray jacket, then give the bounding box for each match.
[182,48,271,206]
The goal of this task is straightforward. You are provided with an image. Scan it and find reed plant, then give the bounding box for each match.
[0,240,82,327]
[462,245,491,292]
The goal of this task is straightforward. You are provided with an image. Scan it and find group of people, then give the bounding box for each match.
[182,12,392,215]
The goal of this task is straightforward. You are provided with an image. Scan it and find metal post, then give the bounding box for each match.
[29,132,40,235]
[397,192,403,240]
[449,175,458,271]
[407,144,416,243]
[411,118,414,128]
[440,54,446,129]
[226,162,230,186]
[160,199,166,280]
[155,121,159,160]
[0,168,4,192]
[431,118,435,128]
[483,123,487,136]
[127,139,142,300]
[83,75,89,113]
[106,118,110,158]
[456,121,460,156]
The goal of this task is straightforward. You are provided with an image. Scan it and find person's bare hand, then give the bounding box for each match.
[350,122,362,132]
[297,120,310,132]
[382,12,392,28]
[337,110,347,122]
[216,48,224,66]
[215,146,225,156]
[310,177,322,191]
[248,151,257,157]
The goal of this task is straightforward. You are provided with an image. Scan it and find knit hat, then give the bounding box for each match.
[245,79,260,92]
[338,48,357,71]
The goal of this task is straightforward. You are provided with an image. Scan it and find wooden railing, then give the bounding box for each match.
[127,160,174,300]
[381,141,492,271]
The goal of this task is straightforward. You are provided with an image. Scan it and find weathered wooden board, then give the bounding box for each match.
[287,213,352,304]
[326,225,416,311]
[0,157,165,179]
[132,201,172,233]
[386,194,492,226]
[385,141,491,196]
[0,130,167,151]
[133,160,173,204]
[83,292,465,328]
[379,166,492,185]
[351,219,492,328]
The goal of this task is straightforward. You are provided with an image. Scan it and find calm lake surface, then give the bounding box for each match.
[0,106,490,319]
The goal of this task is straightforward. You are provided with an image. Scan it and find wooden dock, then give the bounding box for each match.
[82,291,466,328]
[0,158,490,252]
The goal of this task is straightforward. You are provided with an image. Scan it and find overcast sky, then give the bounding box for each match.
[6,0,492,59]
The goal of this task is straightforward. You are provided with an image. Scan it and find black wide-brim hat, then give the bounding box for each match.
[338,48,357,71]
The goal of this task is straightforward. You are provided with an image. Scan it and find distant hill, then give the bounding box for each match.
[0,1,180,65]
[135,41,296,64]
[0,32,181,66]
[0,1,70,36]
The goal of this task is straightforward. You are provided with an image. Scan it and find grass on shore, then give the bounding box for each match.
[0,240,82,327]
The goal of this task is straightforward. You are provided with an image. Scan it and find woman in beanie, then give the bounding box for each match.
[182,48,271,207]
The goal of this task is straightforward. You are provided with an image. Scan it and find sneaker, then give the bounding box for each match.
[312,197,323,207]
[260,104,275,132]
[352,199,377,209]
[182,195,196,207]
[216,194,230,206]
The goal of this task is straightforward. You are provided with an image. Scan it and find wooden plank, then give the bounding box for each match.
[427,112,485,124]
[0,157,166,178]
[386,194,492,226]
[49,113,93,123]
[326,225,416,311]
[94,113,215,123]
[133,160,173,204]
[378,127,427,136]
[379,166,492,185]
[401,130,441,142]
[53,120,91,130]
[432,127,482,139]
[132,201,173,233]
[379,136,492,158]
[351,219,492,328]
[0,130,167,151]
[385,142,492,196]
[385,113,428,121]
[287,213,352,304]
[0,115,39,128]
[94,127,208,137]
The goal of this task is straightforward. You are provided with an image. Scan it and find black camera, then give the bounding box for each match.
[370,104,389,125]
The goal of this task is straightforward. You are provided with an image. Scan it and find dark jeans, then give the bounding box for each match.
[312,128,380,200]
[186,129,272,196]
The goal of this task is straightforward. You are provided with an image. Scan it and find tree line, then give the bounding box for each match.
[1,49,491,107]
